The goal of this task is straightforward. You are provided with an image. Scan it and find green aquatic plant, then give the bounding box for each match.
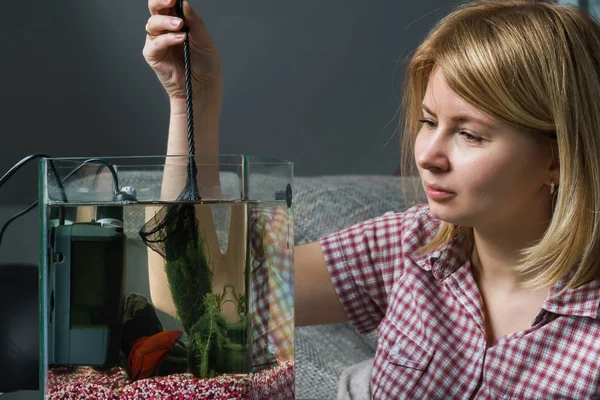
[188,293,227,378]
[223,283,248,320]
[161,227,250,378]
[187,292,249,378]
[163,230,214,335]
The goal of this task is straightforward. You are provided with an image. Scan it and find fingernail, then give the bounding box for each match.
[171,18,181,27]
[162,0,170,4]
[175,33,186,40]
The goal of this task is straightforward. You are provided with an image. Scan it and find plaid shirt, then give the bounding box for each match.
[321,204,600,399]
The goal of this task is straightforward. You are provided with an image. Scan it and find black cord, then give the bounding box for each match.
[0,153,67,250]
[0,201,37,248]
[183,36,195,156]
[0,153,43,186]
[0,153,67,202]
[59,158,120,197]
[175,0,200,202]
[0,156,120,251]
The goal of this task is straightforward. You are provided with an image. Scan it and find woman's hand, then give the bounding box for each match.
[143,0,222,111]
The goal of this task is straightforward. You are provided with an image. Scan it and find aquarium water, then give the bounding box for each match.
[40,200,294,399]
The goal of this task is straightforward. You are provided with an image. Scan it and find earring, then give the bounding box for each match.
[550,182,555,195]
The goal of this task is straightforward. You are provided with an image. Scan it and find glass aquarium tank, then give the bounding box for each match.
[38,155,294,399]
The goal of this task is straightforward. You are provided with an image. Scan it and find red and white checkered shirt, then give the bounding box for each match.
[321,204,600,399]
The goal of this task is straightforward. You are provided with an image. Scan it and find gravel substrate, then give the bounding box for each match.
[46,360,294,399]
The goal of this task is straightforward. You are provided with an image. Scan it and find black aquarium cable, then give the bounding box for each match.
[0,153,67,251]
[60,158,120,196]
[0,155,121,252]
[0,153,67,201]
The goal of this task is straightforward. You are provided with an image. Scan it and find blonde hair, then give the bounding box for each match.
[400,0,600,291]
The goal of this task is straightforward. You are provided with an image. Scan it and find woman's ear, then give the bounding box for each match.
[548,139,560,185]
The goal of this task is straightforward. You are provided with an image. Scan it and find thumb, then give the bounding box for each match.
[183,1,216,48]
[183,2,207,33]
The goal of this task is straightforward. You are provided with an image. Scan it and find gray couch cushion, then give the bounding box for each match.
[293,175,409,246]
[293,175,411,400]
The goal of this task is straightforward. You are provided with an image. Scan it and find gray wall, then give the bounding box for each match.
[1,0,456,207]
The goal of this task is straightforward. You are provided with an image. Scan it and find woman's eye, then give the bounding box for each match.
[460,131,483,143]
[418,119,484,143]
[418,119,436,127]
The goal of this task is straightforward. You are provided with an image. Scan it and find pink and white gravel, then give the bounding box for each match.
[45,360,294,399]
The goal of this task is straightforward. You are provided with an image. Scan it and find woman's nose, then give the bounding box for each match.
[415,131,450,172]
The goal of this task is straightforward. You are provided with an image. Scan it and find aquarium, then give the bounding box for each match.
[38,155,294,399]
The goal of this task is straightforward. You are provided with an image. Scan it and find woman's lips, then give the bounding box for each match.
[425,185,455,201]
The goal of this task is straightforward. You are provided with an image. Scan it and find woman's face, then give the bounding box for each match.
[414,70,557,229]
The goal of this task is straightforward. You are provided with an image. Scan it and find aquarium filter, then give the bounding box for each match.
[48,193,132,366]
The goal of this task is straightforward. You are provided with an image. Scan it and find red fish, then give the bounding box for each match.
[127,330,183,381]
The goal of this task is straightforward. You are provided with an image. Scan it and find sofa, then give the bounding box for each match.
[291,175,411,399]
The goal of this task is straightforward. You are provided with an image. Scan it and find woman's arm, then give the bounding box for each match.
[294,241,348,326]
[147,99,220,316]
[143,0,222,315]
[142,0,349,327]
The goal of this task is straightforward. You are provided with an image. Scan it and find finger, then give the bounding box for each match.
[143,32,187,63]
[148,0,176,16]
[145,15,183,38]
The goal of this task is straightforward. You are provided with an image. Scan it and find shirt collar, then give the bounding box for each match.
[414,233,471,281]
[542,272,600,319]
[410,213,600,319]
[416,237,600,319]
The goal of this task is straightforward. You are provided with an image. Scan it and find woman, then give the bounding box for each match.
[143,0,600,398]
